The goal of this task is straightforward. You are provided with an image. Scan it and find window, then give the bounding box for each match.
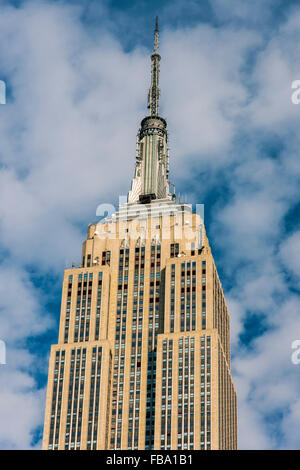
[170,243,179,258]
[102,251,111,266]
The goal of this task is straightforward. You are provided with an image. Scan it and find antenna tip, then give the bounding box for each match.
[155,16,159,32]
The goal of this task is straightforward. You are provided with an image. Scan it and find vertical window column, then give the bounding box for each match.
[177,337,195,450]
[48,349,65,449]
[110,247,129,449]
[128,244,144,449]
[64,276,72,343]
[170,264,175,332]
[200,335,211,450]
[145,243,160,450]
[74,273,92,343]
[65,348,86,450]
[201,261,206,330]
[95,272,102,340]
[87,346,102,449]
[160,339,173,450]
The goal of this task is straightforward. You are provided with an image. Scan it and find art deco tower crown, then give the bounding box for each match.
[128,17,172,205]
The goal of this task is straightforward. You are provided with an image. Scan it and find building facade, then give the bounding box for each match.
[42,19,237,451]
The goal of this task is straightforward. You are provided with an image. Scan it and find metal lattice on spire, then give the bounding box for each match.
[147,16,160,116]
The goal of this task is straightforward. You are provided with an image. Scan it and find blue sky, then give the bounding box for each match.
[1,0,300,449]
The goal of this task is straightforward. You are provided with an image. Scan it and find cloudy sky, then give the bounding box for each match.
[1,0,300,450]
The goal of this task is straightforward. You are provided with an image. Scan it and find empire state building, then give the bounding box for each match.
[42,18,237,451]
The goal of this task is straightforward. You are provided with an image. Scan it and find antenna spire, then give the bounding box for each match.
[147,16,160,116]
[154,16,159,53]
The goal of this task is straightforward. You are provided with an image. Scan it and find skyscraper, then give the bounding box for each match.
[43,18,237,451]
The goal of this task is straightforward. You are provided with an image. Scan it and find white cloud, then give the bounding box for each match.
[0,365,46,449]
[280,231,300,281]
[0,262,52,449]
[0,263,53,341]
[160,24,257,177]
[231,299,300,449]
[210,0,276,25]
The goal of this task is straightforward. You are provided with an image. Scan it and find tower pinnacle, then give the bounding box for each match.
[128,18,171,204]
[147,16,161,117]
